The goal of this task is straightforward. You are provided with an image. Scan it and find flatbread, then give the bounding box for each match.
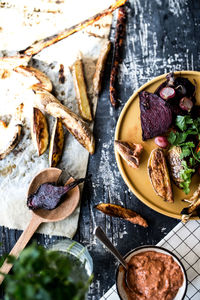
[0,0,112,237]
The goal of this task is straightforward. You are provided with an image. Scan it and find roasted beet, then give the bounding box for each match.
[154,136,169,148]
[159,87,175,100]
[155,73,196,118]
[175,84,187,97]
[179,97,193,112]
[139,91,172,140]
[154,72,175,95]
[154,81,166,95]
[174,77,195,99]
[166,72,175,86]
[27,177,86,210]
[156,74,195,101]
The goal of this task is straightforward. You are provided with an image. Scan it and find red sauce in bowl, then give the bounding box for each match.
[121,250,184,300]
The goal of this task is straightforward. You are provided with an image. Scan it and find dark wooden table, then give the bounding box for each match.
[1,0,200,299]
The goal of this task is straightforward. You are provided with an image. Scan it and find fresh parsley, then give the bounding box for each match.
[179,163,195,195]
[175,115,194,131]
[180,146,192,159]
[1,243,92,300]
[168,115,200,194]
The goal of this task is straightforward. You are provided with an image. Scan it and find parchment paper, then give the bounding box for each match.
[0,0,113,237]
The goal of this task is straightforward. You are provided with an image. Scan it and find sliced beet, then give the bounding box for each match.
[155,74,195,101]
[174,77,195,99]
[139,91,172,140]
[179,97,193,112]
[166,72,175,86]
[159,87,176,100]
[154,81,167,95]
[154,136,169,148]
[155,73,196,117]
[27,177,86,210]
[154,72,174,95]
[175,84,187,97]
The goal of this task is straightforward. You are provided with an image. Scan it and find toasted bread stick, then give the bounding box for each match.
[33,87,95,154]
[109,6,126,107]
[93,40,111,95]
[71,58,93,122]
[21,0,127,56]
[95,203,148,227]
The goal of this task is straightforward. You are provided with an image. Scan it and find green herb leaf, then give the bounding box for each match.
[193,151,200,163]
[180,181,191,195]
[168,131,177,144]
[189,157,196,166]
[176,115,187,131]
[176,115,193,131]
[179,160,195,194]
[175,132,188,144]
[180,147,191,159]
[167,131,188,145]
[168,115,200,194]
[2,243,92,300]
[179,141,195,148]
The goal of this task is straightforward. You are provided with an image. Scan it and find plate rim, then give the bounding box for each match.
[114,70,200,220]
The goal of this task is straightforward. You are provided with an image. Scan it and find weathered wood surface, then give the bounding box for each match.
[1,0,200,299]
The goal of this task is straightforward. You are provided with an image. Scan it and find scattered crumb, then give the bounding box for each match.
[59,64,65,84]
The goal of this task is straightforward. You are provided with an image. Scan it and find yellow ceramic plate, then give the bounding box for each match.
[115,71,200,219]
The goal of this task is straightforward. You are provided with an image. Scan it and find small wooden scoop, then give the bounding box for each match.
[0,167,80,284]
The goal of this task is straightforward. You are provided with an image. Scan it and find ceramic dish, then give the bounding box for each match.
[114,71,200,219]
[116,245,187,300]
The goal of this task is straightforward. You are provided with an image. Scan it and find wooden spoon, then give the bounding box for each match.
[0,167,80,284]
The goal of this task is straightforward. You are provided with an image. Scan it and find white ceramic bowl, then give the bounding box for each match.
[116,245,187,300]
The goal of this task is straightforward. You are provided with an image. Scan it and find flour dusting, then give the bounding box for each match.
[168,0,184,17]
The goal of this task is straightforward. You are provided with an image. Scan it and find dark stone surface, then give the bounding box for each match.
[1,0,200,299]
